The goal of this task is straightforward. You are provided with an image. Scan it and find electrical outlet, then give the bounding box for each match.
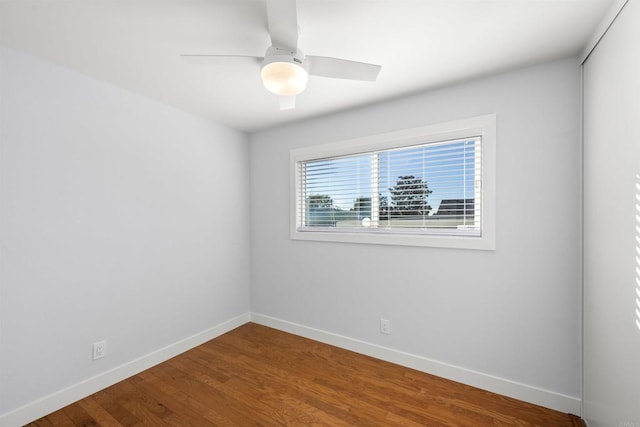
[93,340,106,360]
[380,318,391,335]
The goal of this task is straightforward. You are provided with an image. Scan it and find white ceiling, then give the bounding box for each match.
[0,0,614,133]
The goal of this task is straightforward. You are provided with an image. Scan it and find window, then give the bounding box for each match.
[290,115,495,250]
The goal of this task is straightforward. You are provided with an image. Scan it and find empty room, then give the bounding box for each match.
[1,0,638,426]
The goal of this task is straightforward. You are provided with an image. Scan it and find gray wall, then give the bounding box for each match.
[250,58,582,401]
[0,47,251,416]
[583,0,640,424]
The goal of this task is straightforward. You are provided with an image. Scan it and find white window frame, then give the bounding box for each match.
[290,114,496,250]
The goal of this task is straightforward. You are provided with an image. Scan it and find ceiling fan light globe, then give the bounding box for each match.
[261,61,308,96]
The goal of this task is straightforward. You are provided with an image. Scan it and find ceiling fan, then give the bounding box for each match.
[181,0,382,110]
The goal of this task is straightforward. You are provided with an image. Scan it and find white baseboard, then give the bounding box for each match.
[251,312,582,415]
[0,313,250,427]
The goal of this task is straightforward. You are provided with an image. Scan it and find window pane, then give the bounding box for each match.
[377,139,479,231]
[303,154,373,228]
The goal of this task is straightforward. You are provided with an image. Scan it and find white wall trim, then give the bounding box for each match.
[581,0,628,63]
[0,313,250,427]
[251,312,582,415]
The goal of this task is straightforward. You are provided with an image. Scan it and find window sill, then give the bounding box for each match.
[291,228,495,250]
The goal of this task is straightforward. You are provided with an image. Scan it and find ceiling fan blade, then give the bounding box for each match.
[307,56,381,81]
[266,0,298,52]
[278,95,296,110]
[180,54,263,64]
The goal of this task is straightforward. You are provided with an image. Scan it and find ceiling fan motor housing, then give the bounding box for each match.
[262,46,308,69]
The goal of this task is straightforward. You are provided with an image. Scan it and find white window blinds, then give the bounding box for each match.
[297,137,481,236]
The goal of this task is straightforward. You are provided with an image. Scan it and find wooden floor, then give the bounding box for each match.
[28,323,583,426]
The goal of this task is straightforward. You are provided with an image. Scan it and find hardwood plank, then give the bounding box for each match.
[26,323,583,426]
[41,410,76,427]
[60,400,99,426]
[76,398,123,427]
[25,418,56,427]
[141,363,270,425]
[88,380,142,426]
[569,414,587,426]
